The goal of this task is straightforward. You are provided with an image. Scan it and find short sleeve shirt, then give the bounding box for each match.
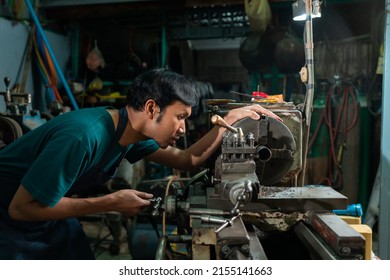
[0,107,159,209]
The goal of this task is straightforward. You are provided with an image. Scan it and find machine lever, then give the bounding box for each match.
[214,214,241,233]
[230,181,253,215]
[3,76,11,103]
[231,200,240,216]
[211,115,238,134]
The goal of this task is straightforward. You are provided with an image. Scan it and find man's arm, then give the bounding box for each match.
[147,104,282,171]
[8,185,153,221]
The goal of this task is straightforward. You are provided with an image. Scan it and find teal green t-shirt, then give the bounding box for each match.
[0,107,159,209]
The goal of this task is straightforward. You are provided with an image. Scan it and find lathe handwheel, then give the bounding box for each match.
[0,116,23,148]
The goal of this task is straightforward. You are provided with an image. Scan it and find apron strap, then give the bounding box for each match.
[95,107,129,168]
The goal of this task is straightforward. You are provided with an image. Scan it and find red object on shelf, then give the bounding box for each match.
[252,91,268,99]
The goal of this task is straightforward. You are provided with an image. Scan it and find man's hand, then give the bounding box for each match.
[8,185,154,221]
[223,104,283,125]
[108,189,153,216]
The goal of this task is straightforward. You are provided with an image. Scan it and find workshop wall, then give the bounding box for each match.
[195,48,250,92]
[0,17,70,110]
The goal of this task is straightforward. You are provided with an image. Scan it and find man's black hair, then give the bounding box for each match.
[126,68,199,112]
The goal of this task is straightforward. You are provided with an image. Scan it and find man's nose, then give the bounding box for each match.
[178,126,185,134]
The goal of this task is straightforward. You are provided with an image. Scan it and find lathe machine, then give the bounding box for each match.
[131,101,366,260]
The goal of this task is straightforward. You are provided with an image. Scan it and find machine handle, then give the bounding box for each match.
[211,114,238,134]
[4,77,10,88]
[3,76,11,103]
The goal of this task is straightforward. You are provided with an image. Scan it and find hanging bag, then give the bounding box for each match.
[86,40,106,73]
[244,0,272,33]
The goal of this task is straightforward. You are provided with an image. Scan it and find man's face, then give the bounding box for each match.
[151,101,191,149]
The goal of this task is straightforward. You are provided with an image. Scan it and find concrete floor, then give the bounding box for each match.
[80,214,132,260]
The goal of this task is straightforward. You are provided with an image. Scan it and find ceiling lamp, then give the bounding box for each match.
[292,0,322,21]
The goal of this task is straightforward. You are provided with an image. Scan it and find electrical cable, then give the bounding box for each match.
[162,175,179,237]
[33,36,54,96]
[330,83,359,189]
[33,33,63,103]
[325,85,345,188]
[308,80,359,190]
[157,175,180,260]
[25,0,79,110]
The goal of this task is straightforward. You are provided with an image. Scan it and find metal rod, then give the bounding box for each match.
[155,236,167,260]
[189,208,230,216]
[299,0,315,185]
[304,0,315,125]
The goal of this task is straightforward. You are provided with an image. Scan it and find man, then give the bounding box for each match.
[0,68,281,259]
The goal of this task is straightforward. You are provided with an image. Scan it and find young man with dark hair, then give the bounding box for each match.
[0,68,281,259]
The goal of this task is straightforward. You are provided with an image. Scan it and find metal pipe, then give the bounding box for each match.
[298,0,315,185]
[189,208,230,216]
[155,236,167,260]
[201,215,228,224]
[303,0,315,125]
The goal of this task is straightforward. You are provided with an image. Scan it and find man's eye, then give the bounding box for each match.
[178,115,186,120]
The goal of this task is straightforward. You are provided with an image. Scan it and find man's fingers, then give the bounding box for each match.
[135,191,153,207]
[251,104,283,122]
[133,190,154,199]
[248,111,261,120]
[262,111,283,122]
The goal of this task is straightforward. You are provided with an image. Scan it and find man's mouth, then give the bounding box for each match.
[170,136,180,146]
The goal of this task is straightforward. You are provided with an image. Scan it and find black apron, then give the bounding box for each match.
[66,107,129,196]
[0,107,129,260]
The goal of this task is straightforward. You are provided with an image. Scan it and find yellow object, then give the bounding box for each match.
[252,94,284,103]
[95,92,126,99]
[349,224,372,260]
[87,77,103,91]
[267,94,284,102]
[339,215,362,225]
[300,66,308,83]
[244,0,272,33]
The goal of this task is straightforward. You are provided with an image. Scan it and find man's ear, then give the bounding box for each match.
[145,99,158,119]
